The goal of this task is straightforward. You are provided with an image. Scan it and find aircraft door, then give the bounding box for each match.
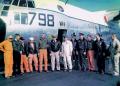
[57,29,67,43]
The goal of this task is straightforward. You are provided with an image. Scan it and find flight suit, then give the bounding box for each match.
[86,40,95,71]
[20,41,29,73]
[108,43,115,73]
[0,40,13,78]
[61,40,73,70]
[38,38,48,72]
[27,42,38,72]
[112,38,120,76]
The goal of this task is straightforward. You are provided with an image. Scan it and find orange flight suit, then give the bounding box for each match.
[39,49,48,72]
[0,40,13,78]
[20,54,30,73]
[28,54,38,72]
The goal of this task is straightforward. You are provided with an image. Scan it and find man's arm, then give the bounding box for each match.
[115,39,120,52]
[70,41,73,53]
[0,41,5,52]
[12,40,17,51]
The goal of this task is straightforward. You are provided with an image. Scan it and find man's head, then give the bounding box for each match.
[87,34,92,41]
[96,33,101,41]
[7,35,13,42]
[15,34,21,40]
[52,35,57,41]
[71,33,76,38]
[29,37,34,43]
[112,34,117,41]
[20,36,25,41]
[64,36,69,42]
[41,33,46,39]
[79,33,84,40]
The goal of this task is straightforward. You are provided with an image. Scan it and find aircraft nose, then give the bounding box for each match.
[0,18,6,43]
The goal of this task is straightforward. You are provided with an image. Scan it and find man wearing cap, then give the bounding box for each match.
[61,36,73,72]
[0,35,13,78]
[76,33,87,71]
[20,37,30,74]
[50,36,61,71]
[38,34,48,72]
[13,34,22,75]
[27,37,38,72]
[94,34,107,74]
[86,34,95,71]
[111,34,120,76]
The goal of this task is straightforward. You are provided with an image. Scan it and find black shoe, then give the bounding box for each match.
[5,76,10,79]
[51,70,54,72]
[64,69,67,72]
[21,72,24,75]
[38,70,42,73]
[56,70,60,71]
[44,70,49,72]
[9,76,15,78]
[68,69,72,72]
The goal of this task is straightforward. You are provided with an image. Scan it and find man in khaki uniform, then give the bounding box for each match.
[112,34,120,76]
[0,35,13,78]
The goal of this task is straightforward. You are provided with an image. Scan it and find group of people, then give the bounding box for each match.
[0,32,120,79]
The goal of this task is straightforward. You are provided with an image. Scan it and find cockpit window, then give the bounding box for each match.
[14,13,20,24]
[28,1,35,8]
[1,6,9,16]
[19,0,27,7]
[3,6,9,10]
[1,11,8,16]
[10,0,35,8]
[2,0,12,4]
[21,13,28,24]
[12,0,19,6]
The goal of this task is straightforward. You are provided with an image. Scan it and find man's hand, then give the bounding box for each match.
[84,52,86,55]
[59,52,63,57]
[20,51,22,54]
[50,53,52,56]
[76,51,78,55]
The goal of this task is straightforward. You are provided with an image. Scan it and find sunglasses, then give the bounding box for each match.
[9,38,13,39]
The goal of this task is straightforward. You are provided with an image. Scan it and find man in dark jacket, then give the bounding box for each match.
[76,33,87,71]
[12,34,22,75]
[71,33,78,70]
[50,36,61,71]
[20,37,29,74]
[94,34,107,74]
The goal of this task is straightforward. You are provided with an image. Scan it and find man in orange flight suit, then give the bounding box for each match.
[20,37,30,73]
[0,35,13,78]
